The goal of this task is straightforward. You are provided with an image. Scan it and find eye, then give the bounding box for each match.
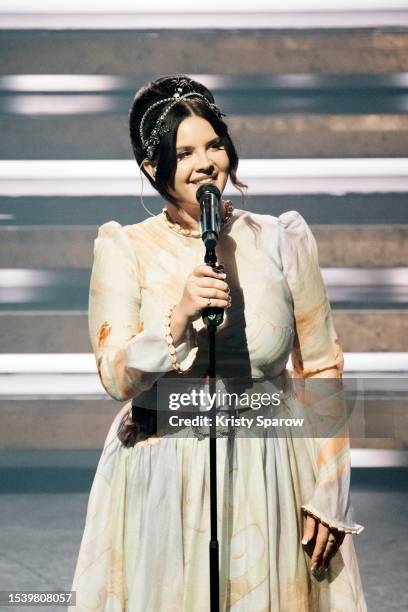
[177,150,190,161]
[209,140,224,150]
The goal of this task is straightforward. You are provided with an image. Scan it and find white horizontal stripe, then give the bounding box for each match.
[0,75,127,92]
[345,353,408,372]
[1,367,407,396]
[2,95,118,115]
[0,353,96,373]
[2,73,408,93]
[0,352,406,374]
[0,373,103,395]
[0,269,61,287]
[2,1,408,29]
[5,1,408,12]
[2,13,408,29]
[1,159,408,196]
[0,268,406,287]
[351,449,408,468]
[323,269,408,287]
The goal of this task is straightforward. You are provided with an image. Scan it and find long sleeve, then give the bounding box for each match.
[279,210,343,379]
[279,210,363,534]
[88,221,198,402]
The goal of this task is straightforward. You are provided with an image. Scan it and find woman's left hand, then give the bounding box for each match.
[302,513,345,577]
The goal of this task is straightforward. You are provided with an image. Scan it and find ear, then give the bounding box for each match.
[141,159,157,182]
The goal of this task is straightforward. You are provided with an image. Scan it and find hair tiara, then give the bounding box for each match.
[139,77,225,160]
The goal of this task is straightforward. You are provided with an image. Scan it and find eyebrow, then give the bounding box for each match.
[176,137,221,152]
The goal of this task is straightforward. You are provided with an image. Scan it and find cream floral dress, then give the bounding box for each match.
[69,209,367,611]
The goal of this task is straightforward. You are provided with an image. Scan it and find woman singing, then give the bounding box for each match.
[69,75,367,611]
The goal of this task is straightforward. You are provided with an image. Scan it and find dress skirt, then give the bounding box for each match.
[69,401,367,612]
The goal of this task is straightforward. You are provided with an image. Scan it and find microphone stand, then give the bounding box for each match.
[197,183,224,611]
[202,246,224,612]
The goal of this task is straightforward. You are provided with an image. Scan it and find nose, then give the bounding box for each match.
[195,147,214,174]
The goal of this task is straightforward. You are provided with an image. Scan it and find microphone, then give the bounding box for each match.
[196,183,224,327]
[196,183,221,249]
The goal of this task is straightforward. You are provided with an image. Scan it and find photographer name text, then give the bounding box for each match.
[168,414,304,429]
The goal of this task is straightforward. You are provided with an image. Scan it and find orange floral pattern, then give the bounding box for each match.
[98,321,111,348]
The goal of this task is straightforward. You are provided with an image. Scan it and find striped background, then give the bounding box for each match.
[0,4,407,460]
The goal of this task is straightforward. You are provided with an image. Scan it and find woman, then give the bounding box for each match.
[69,75,367,611]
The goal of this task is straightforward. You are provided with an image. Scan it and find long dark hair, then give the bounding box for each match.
[129,74,246,206]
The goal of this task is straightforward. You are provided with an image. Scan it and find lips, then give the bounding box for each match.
[191,176,218,186]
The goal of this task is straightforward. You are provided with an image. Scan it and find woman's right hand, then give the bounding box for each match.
[178,264,230,322]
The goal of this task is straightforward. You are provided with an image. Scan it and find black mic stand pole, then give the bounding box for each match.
[202,244,224,612]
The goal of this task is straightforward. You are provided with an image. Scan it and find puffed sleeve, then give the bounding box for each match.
[279,210,364,534]
[278,209,343,379]
[89,221,198,402]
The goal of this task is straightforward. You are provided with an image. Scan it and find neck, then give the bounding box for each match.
[165,200,227,231]
[165,201,199,231]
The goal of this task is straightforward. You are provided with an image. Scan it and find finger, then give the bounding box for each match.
[200,297,230,309]
[302,514,317,546]
[310,524,330,571]
[194,265,226,279]
[321,534,337,567]
[200,288,230,301]
[322,531,345,567]
[197,278,229,292]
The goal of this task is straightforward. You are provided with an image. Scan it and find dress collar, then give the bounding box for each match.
[161,200,234,238]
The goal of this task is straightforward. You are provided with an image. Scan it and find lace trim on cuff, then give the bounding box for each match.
[301,504,365,535]
[165,304,198,374]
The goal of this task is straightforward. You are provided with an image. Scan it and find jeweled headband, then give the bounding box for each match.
[139,77,225,160]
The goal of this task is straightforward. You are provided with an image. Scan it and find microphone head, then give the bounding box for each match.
[196,183,221,204]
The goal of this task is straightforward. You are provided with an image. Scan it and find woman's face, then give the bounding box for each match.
[171,115,230,209]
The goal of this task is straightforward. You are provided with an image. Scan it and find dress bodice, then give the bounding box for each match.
[88,208,343,402]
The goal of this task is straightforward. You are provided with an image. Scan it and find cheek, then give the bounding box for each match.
[174,165,190,189]
[218,151,230,173]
